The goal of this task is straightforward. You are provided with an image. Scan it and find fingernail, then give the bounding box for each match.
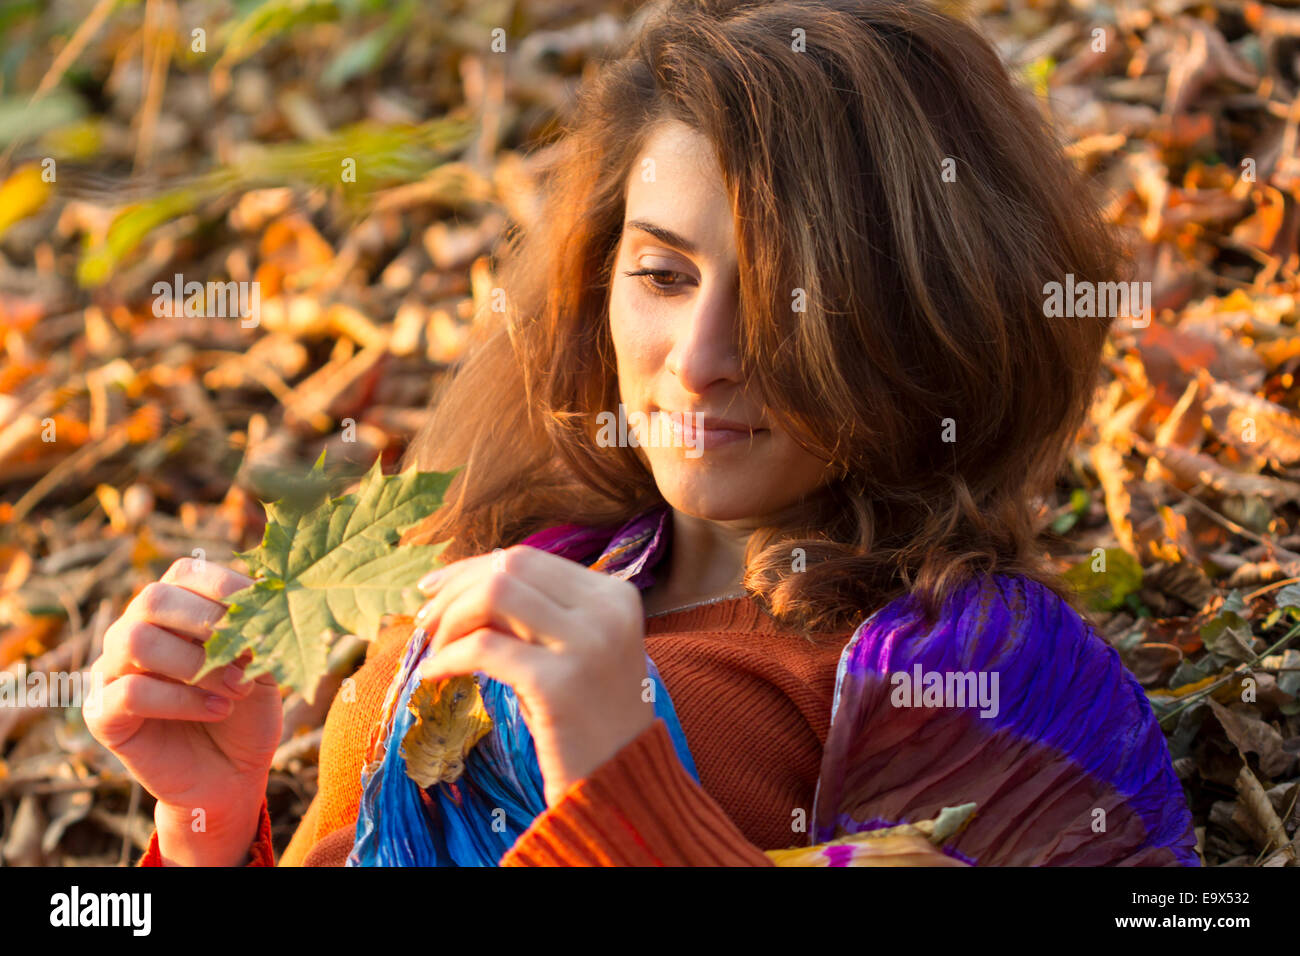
[223,665,245,690]
[415,600,435,625]
[206,694,232,715]
[418,569,445,591]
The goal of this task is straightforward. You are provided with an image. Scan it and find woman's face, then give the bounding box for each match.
[607,119,833,523]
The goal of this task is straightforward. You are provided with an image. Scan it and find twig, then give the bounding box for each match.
[133,0,176,173]
[0,0,118,172]
[1157,618,1300,728]
[118,779,141,866]
[9,428,131,524]
[1245,577,1300,603]
[1160,478,1300,565]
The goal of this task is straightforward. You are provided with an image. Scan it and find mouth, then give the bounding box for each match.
[655,409,768,450]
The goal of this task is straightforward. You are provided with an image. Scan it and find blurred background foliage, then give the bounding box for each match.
[0,0,629,284]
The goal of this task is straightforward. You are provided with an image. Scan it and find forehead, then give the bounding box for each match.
[624,120,734,256]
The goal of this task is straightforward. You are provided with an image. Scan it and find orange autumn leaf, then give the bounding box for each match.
[0,618,65,669]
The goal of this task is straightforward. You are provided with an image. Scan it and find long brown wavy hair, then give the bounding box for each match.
[401,0,1122,633]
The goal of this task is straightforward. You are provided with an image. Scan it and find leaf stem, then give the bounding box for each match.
[1156,617,1300,728]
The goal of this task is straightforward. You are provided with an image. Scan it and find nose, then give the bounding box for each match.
[664,276,743,393]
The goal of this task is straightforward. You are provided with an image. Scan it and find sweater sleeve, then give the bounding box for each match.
[136,615,418,868]
[137,797,276,867]
[499,717,775,866]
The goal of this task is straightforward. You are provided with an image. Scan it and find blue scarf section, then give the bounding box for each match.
[346,506,696,866]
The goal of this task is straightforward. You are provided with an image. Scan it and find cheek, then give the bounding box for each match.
[609,289,669,397]
[769,431,833,492]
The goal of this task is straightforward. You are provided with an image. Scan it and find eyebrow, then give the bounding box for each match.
[623,219,700,257]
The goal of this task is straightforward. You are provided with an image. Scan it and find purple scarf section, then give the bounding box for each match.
[518,506,669,588]
[812,573,1200,865]
[530,505,1200,866]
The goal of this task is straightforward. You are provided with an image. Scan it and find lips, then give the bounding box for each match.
[655,409,763,432]
[690,415,761,432]
[655,409,767,450]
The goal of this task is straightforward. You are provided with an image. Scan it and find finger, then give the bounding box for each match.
[417,548,511,593]
[91,674,234,748]
[120,581,230,643]
[413,557,478,629]
[418,627,546,691]
[101,619,256,699]
[415,555,567,642]
[416,551,490,602]
[427,573,572,655]
[160,557,253,602]
[497,545,612,609]
[420,546,586,607]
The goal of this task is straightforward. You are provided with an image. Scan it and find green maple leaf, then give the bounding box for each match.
[194,453,457,704]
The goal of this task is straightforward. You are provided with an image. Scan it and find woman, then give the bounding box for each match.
[87,0,1198,866]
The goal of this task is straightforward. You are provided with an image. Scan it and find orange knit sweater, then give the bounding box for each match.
[139,595,855,866]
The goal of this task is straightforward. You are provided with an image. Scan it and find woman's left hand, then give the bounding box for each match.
[413,545,656,807]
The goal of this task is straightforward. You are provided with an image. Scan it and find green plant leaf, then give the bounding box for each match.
[216,0,342,72]
[0,90,84,146]
[1274,583,1300,611]
[321,0,414,90]
[194,454,458,703]
[1050,487,1091,534]
[75,116,473,285]
[1200,589,1258,663]
[1062,547,1143,611]
[76,186,205,286]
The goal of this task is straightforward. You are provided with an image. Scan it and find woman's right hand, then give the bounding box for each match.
[85,557,284,865]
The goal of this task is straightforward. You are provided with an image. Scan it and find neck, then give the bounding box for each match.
[643,507,754,612]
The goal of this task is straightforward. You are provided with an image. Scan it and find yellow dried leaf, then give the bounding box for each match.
[766,804,976,867]
[1091,442,1136,554]
[95,484,126,532]
[0,165,52,237]
[401,673,493,788]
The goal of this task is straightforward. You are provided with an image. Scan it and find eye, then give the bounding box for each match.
[623,268,692,297]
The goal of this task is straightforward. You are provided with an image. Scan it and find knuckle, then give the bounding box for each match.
[138,581,169,618]
[501,545,530,574]
[100,619,127,657]
[466,628,495,653]
[116,674,148,712]
[484,571,513,606]
[122,620,155,670]
[87,654,117,690]
[162,558,190,582]
[100,619,131,666]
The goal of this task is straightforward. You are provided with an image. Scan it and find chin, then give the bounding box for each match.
[648,457,777,522]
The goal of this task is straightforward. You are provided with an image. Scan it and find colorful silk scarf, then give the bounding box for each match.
[348,505,1199,866]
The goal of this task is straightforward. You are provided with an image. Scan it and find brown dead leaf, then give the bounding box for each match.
[1135,434,1300,502]
[1202,371,1300,465]
[1122,642,1183,687]
[1234,763,1295,859]
[1208,699,1297,779]
[1091,441,1136,554]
